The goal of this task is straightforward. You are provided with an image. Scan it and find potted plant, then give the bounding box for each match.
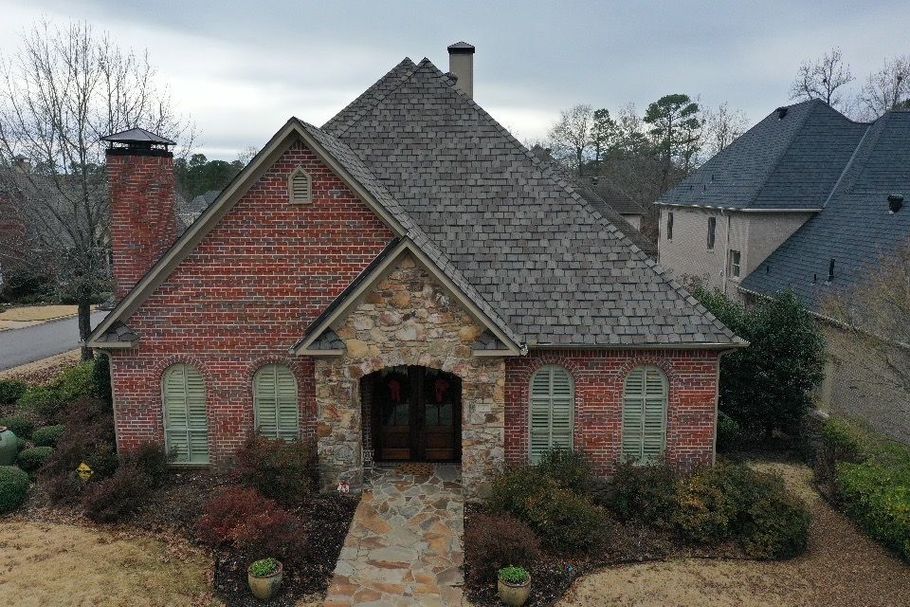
[247,557,283,600]
[497,565,531,607]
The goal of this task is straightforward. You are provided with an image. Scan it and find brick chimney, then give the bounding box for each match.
[102,128,178,300]
[447,41,475,98]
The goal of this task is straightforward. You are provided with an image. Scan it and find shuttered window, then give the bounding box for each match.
[288,167,312,203]
[162,364,209,465]
[253,365,300,441]
[529,366,574,464]
[622,366,668,464]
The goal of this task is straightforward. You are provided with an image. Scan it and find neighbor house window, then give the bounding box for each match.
[622,366,668,464]
[162,364,209,464]
[253,364,300,440]
[529,366,574,464]
[288,166,312,204]
[730,250,741,277]
[666,212,674,240]
[707,217,716,250]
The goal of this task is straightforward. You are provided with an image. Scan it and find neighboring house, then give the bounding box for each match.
[584,178,646,231]
[177,189,220,230]
[657,99,910,444]
[88,43,743,498]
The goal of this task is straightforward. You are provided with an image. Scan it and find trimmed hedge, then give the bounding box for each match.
[17,446,54,474]
[0,466,30,513]
[464,513,541,586]
[0,380,27,405]
[32,425,65,447]
[234,436,318,507]
[0,415,36,440]
[19,362,96,420]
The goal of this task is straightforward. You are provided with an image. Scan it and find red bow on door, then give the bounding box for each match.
[434,378,450,403]
[388,378,402,402]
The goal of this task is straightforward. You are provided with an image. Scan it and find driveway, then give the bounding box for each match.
[0,311,107,371]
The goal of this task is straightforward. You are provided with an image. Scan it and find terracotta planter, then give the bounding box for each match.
[247,560,283,601]
[497,575,531,607]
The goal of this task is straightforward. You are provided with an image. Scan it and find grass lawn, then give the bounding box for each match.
[557,461,909,607]
[0,519,220,607]
[0,304,80,331]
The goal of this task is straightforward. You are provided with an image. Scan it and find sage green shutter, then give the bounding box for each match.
[254,365,299,441]
[529,366,574,464]
[163,364,209,464]
[622,366,668,464]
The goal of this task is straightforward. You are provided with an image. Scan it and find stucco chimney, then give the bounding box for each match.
[102,127,178,300]
[447,41,475,98]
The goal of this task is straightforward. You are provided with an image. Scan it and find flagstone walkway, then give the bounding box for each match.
[323,464,464,607]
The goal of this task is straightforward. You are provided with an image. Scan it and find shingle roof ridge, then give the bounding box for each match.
[820,113,886,208]
[409,58,739,343]
[323,57,419,136]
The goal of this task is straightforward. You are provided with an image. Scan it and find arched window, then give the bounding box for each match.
[288,166,312,204]
[162,364,209,464]
[622,366,668,464]
[253,364,300,440]
[529,366,574,464]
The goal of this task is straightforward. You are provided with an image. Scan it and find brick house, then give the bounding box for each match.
[88,43,744,497]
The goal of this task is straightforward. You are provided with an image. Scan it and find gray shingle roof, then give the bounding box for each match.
[322,58,739,347]
[740,110,910,313]
[585,179,645,216]
[658,100,868,210]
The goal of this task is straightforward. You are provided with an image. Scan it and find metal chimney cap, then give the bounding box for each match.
[447,41,475,54]
[102,127,176,146]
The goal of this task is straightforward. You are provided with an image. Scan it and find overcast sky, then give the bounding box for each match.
[2,0,907,159]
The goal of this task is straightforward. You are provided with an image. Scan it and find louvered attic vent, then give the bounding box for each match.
[288,167,313,204]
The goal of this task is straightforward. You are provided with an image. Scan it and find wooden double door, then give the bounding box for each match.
[371,366,461,462]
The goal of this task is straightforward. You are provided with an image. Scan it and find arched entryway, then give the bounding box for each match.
[361,366,462,463]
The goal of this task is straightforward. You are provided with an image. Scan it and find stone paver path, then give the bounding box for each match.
[324,464,464,607]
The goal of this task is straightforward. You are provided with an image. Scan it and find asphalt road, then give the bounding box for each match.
[0,311,108,371]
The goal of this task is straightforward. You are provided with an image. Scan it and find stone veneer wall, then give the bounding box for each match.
[315,253,505,498]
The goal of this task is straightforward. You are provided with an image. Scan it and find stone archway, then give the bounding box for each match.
[314,253,505,498]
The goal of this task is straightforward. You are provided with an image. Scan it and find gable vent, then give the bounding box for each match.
[888,194,904,214]
[288,167,312,204]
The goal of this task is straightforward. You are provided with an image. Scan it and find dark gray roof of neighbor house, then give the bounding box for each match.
[658,100,870,211]
[585,179,645,216]
[740,109,910,313]
[322,57,739,347]
[189,190,220,213]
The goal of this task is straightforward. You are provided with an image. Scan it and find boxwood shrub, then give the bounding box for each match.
[32,425,65,447]
[0,379,27,405]
[17,446,54,474]
[19,362,96,420]
[0,465,30,513]
[0,415,36,440]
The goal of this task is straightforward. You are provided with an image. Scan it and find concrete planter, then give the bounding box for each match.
[247,560,283,601]
[497,575,531,607]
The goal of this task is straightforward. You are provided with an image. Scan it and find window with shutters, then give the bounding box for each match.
[162,364,209,465]
[622,366,668,464]
[253,364,300,441]
[288,166,312,204]
[529,366,574,464]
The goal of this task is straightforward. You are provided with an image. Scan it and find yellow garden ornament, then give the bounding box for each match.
[77,462,93,481]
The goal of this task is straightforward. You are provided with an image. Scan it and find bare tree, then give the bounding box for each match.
[548,104,593,175]
[703,102,748,157]
[790,47,854,111]
[0,20,192,360]
[824,242,910,394]
[858,55,910,120]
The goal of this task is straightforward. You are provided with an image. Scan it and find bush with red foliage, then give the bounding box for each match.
[464,513,542,586]
[233,436,318,507]
[82,463,152,523]
[197,486,306,562]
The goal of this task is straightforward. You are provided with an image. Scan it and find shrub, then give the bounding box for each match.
[464,513,541,585]
[0,414,36,439]
[91,355,112,406]
[19,362,96,420]
[17,387,62,420]
[601,462,677,529]
[82,463,152,523]
[738,472,810,559]
[487,466,560,521]
[234,436,318,507]
[838,461,910,561]
[671,465,740,545]
[523,487,611,554]
[17,446,53,474]
[0,380,27,405]
[536,449,594,494]
[32,425,65,447]
[196,486,306,561]
[121,442,170,487]
[716,412,742,453]
[0,466,30,513]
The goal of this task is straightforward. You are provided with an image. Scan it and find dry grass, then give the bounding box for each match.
[557,461,910,607]
[0,520,221,607]
[0,349,81,382]
[0,305,79,330]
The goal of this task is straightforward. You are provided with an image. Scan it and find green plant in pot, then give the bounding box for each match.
[498,565,531,607]
[247,557,283,601]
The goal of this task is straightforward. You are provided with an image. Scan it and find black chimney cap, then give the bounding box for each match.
[776,106,789,119]
[447,41,475,54]
[102,127,175,146]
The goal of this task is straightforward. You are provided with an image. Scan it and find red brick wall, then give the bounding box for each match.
[109,140,394,462]
[505,349,719,475]
[106,150,179,300]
